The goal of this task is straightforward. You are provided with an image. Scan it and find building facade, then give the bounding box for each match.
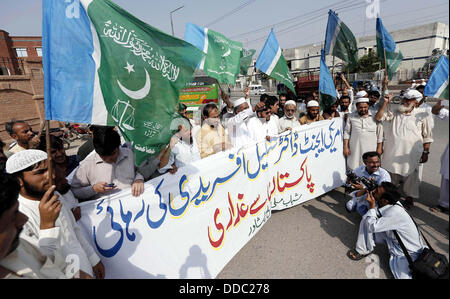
[0,30,44,145]
[284,22,449,82]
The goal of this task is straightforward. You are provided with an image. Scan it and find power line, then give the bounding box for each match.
[205,0,256,28]
[241,0,373,46]
[244,0,447,51]
[228,0,357,39]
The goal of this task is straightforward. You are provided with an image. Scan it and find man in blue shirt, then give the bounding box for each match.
[346,151,391,216]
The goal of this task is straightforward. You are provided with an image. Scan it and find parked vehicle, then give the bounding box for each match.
[68,123,90,140]
[48,128,71,149]
[249,84,266,96]
[294,73,319,100]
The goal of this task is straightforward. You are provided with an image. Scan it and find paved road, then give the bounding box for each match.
[216,105,449,279]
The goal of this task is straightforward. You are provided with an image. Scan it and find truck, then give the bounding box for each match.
[294,73,320,100]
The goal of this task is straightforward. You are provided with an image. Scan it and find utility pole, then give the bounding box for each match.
[170,5,185,36]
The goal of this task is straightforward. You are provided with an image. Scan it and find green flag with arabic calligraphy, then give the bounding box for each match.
[185,23,243,85]
[79,0,204,166]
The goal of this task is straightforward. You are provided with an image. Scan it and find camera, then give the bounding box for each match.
[346,170,378,192]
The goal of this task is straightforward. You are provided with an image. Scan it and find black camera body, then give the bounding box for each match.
[346,170,378,192]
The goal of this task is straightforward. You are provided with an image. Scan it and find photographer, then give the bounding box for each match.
[347,182,427,279]
[346,152,391,216]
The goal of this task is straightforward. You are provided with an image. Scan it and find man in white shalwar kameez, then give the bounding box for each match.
[278,100,300,133]
[348,182,425,279]
[246,104,278,143]
[375,91,433,209]
[226,98,265,151]
[158,117,201,174]
[0,173,68,279]
[344,97,383,171]
[6,150,104,279]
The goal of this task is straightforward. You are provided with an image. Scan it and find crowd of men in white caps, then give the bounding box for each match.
[0,73,448,279]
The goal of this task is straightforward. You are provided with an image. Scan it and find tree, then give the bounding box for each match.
[422,48,445,76]
[351,51,382,73]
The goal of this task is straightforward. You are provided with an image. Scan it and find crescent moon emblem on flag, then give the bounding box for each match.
[117,68,151,100]
[222,48,231,57]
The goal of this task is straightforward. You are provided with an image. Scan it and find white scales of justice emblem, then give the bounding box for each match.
[112,63,151,131]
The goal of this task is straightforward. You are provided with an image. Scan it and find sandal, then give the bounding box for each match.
[430,205,449,214]
[347,249,371,261]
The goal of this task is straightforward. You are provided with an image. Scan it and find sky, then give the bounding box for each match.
[0,0,448,52]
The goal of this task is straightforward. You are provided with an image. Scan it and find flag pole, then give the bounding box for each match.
[383,48,389,91]
[45,120,54,186]
[383,48,391,113]
[332,55,335,78]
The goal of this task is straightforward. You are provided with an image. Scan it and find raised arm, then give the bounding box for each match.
[375,94,391,121]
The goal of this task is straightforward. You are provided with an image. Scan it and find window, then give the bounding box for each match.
[36,47,43,57]
[15,48,28,57]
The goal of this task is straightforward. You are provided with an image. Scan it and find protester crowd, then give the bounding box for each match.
[0,73,448,279]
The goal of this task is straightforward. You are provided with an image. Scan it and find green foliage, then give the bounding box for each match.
[352,51,382,73]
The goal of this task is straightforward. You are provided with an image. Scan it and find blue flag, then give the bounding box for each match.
[424,55,449,99]
[255,30,296,94]
[319,50,337,110]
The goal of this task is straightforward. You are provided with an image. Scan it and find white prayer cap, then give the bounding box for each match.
[6,149,48,174]
[306,100,319,108]
[170,117,190,131]
[355,97,370,104]
[404,89,423,101]
[285,100,296,107]
[356,91,368,98]
[232,97,247,108]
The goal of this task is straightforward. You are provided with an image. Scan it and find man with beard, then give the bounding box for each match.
[247,103,278,143]
[5,150,104,279]
[278,100,300,133]
[322,101,341,120]
[196,103,232,159]
[347,182,426,279]
[277,93,288,118]
[299,100,324,125]
[368,90,382,113]
[375,90,433,209]
[4,121,36,158]
[0,173,69,278]
[337,95,352,123]
[344,97,383,171]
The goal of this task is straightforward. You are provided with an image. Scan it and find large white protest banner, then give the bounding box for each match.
[78,119,346,278]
